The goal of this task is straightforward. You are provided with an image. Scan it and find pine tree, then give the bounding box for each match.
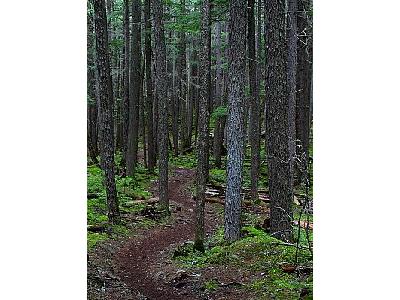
[194,0,211,251]
[152,0,169,211]
[265,0,293,242]
[224,0,247,242]
[93,0,120,224]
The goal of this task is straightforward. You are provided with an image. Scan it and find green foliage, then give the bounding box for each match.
[209,168,226,186]
[209,105,227,128]
[170,153,197,168]
[87,164,158,249]
[87,165,104,194]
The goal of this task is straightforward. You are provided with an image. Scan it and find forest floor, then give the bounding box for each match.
[88,167,252,299]
[88,155,313,300]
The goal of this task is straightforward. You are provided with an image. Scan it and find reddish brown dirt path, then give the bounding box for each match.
[114,168,220,300]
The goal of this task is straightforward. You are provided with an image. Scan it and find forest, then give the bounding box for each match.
[87,0,313,298]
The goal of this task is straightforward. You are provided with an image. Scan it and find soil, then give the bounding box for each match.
[88,168,251,300]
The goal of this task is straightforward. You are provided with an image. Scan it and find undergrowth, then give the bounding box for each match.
[174,226,313,299]
[87,159,158,250]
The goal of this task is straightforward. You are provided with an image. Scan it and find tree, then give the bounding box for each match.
[187,36,198,149]
[126,0,142,176]
[264,0,293,242]
[88,3,99,165]
[248,0,260,203]
[122,0,130,170]
[224,0,247,242]
[178,0,190,152]
[288,0,297,181]
[212,21,224,169]
[194,0,211,251]
[152,0,169,211]
[93,0,120,224]
[144,0,156,172]
[296,0,312,181]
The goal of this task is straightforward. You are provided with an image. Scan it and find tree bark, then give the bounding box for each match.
[170,30,179,157]
[288,0,297,182]
[152,0,169,211]
[295,0,312,181]
[194,0,211,252]
[88,7,99,164]
[93,0,120,224]
[224,0,247,242]
[248,0,261,203]
[126,0,142,176]
[188,37,198,148]
[178,0,190,153]
[265,0,293,242]
[213,21,224,169]
[121,0,130,170]
[144,0,156,172]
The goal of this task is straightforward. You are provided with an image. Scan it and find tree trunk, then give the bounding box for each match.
[178,0,189,152]
[248,0,261,203]
[188,37,198,148]
[213,21,224,169]
[144,0,156,172]
[152,0,169,211]
[288,0,297,182]
[121,0,130,171]
[295,0,312,181]
[265,0,293,242]
[126,0,142,176]
[88,7,99,164]
[194,0,211,252]
[224,0,247,242]
[256,0,264,138]
[170,31,179,157]
[140,62,147,168]
[93,0,120,224]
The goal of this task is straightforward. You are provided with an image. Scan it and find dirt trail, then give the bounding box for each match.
[114,168,220,300]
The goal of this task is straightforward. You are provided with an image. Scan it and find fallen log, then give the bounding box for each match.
[122,197,159,207]
[87,224,107,233]
[87,193,99,199]
[205,197,253,207]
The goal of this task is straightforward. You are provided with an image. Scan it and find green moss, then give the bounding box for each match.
[87,164,159,249]
[87,232,108,249]
[204,279,219,291]
[170,153,197,168]
[175,226,313,299]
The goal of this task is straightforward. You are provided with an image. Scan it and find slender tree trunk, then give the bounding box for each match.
[194,0,211,252]
[178,0,189,152]
[248,0,260,203]
[265,0,293,242]
[88,7,99,164]
[224,0,247,242]
[213,21,223,169]
[126,0,142,176]
[139,60,147,168]
[115,50,124,152]
[188,37,198,147]
[256,0,264,136]
[153,60,159,156]
[170,32,179,156]
[288,0,297,182]
[296,0,312,181]
[93,0,120,224]
[152,0,169,211]
[121,0,130,171]
[144,0,156,171]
